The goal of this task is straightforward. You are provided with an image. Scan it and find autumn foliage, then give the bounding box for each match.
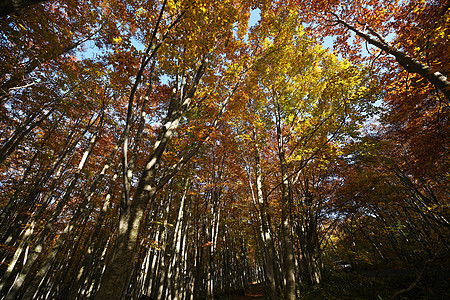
[0,0,448,299]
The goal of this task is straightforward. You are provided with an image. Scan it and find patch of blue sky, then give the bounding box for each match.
[233,8,260,41]
[249,8,260,27]
[74,38,107,61]
[77,7,261,68]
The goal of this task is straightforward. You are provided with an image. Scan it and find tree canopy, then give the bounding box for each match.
[0,0,448,299]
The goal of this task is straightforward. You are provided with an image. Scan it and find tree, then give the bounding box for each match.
[296,0,449,99]
[95,0,253,298]
[0,1,448,299]
[295,0,449,180]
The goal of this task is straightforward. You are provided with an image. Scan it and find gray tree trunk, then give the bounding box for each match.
[275,101,297,300]
[253,132,277,299]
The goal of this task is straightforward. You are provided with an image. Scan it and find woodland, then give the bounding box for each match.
[0,0,449,299]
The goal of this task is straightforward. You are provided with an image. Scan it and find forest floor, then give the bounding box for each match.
[228,264,450,299]
[233,283,266,299]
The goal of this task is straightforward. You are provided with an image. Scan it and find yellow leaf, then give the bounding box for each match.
[113,36,123,45]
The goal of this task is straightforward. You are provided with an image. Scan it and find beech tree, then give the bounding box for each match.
[0,1,448,299]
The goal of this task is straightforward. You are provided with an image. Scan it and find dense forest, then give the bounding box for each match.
[0,0,448,299]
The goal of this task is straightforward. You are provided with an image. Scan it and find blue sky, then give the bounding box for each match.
[249,8,260,27]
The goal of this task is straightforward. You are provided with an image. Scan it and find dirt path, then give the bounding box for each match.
[233,283,265,299]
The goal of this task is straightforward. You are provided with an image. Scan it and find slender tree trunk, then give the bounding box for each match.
[0,114,90,241]
[6,114,102,300]
[170,180,189,299]
[154,195,173,300]
[0,117,96,298]
[71,184,118,300]
[275,101,297,300]
[95,56,207,299]
[252,131,277,299]
[0,113,61,230]
[295,178,322,286]
[20,113,104,299]
[0,107,55,165]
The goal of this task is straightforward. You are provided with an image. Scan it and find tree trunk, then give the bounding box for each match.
[253,132,277,299]
[335,17,450,100]
[275,102,297,300]
[20,113,104,299]
[0,116,97,299]
[95,57,207,299]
